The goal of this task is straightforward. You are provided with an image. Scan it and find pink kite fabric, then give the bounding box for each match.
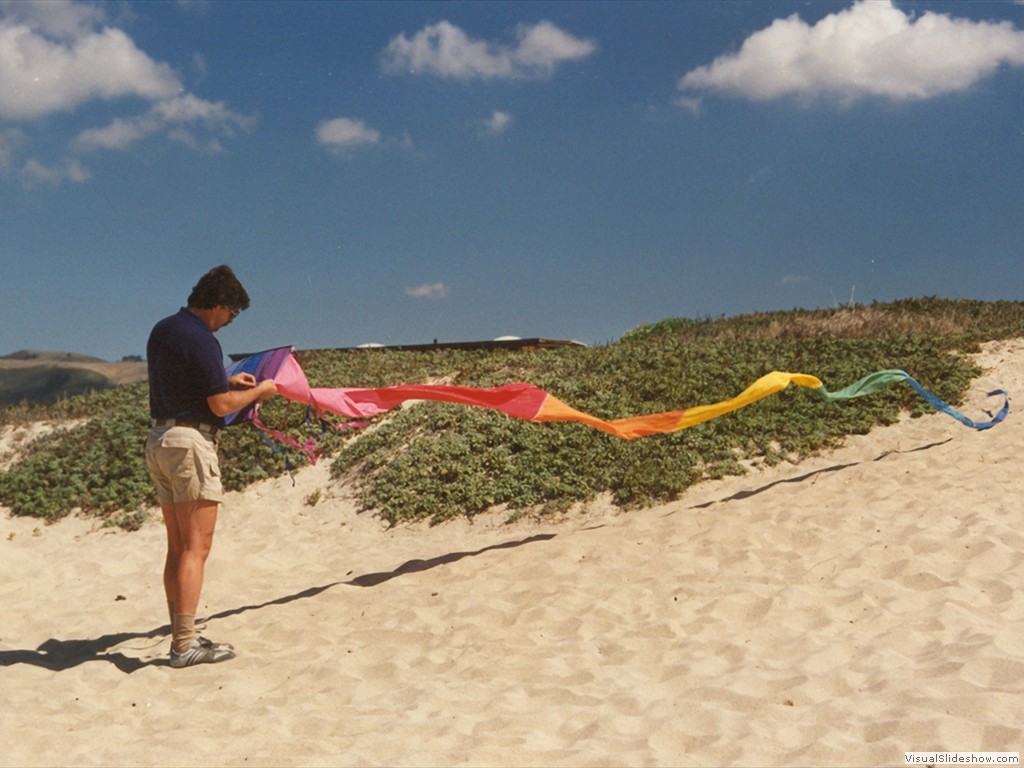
[224,345,1009,463]
[276,354,548,421]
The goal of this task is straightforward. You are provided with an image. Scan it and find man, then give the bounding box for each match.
[145,265,277,668]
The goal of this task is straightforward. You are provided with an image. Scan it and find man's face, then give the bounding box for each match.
[216,305,240,330]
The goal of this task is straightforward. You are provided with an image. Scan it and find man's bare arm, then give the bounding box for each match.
[207,378,278,418]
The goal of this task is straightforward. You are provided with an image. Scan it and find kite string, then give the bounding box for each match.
[247,396,374,470]
[251,407,319,469]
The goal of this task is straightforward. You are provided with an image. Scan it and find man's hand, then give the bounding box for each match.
[208,378,278,417]
[255,379,278,401]
[228,373,258,390]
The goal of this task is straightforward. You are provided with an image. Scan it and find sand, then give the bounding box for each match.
[1,340,1022,767]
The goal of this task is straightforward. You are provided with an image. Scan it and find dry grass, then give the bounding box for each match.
[741,306,969,340]
[625,298,1024,346]
[0,359,148,386]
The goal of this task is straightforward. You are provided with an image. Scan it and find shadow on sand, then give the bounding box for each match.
[0,532,556,674]
[684,438,953,511]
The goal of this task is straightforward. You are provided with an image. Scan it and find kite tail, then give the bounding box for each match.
[531,371,824,438]
[224,347,1009,461]
[813,369,1010,430]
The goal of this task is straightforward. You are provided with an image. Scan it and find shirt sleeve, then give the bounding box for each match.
[192,333,230,398]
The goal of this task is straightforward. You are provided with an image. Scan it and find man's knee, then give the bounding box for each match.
[167,501,219,553]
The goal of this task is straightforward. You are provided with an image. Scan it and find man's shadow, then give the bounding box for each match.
[0,533,556,674]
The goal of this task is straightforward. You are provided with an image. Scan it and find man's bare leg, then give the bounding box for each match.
[162,501,233,665]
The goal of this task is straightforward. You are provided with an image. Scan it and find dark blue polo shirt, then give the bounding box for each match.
[147,308,230,425]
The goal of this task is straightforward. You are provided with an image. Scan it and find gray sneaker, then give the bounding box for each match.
[196,636,234,652]
[170,637,236,668]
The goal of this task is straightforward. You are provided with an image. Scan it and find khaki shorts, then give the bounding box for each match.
[145,426,224,506]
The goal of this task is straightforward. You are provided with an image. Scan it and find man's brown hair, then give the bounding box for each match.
[187,265,251,311]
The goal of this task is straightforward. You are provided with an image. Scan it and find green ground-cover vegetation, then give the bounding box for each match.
[1,298,1021,529]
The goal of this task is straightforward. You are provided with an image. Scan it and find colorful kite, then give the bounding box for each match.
[225,346,1009,462]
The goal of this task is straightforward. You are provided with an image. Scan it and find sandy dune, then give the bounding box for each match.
[1,340,1022,766]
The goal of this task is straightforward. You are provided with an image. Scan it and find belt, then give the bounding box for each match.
[152,418,221,436]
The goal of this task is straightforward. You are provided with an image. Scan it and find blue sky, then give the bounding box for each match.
[2,0,1023,360]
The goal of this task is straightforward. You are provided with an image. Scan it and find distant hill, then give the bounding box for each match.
[0,351,148,405]
[2,350,106,363]
[0,366,112,406]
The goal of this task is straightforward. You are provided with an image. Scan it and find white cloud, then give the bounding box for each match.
[75,93,254,151]
[0,0,105,41]
[316,117,380,153]
[74,115,145,150]
[673,94,703,116]
[0,0,253,182]
[0,5,181,120]
[678,0,1024,104]
[404,282,448,299]
[513,21,596,74]
[175,0,211,17]
[19,156,90,186]
[190,51,208,81]
[0,126,25,171]
[381,20,596,80]
[479,109,512,135]
[778,274,809,287]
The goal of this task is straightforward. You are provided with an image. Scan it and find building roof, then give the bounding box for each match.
[229,337,587,362]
